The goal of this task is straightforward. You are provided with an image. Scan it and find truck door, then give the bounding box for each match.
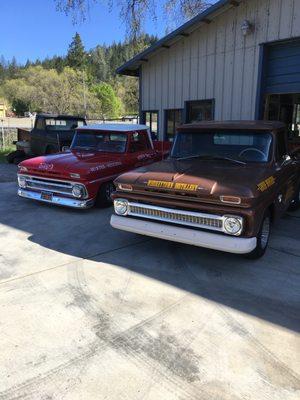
[127,131,157,169]
[30,117,46,155]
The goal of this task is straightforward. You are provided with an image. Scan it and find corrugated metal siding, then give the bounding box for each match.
[141,0,300,138]
[265,40,300,93]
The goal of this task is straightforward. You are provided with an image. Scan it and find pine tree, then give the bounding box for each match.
[66,32,86,69]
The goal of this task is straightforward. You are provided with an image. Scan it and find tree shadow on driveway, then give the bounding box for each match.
[0,181,299,333]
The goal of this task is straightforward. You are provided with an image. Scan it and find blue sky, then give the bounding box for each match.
[1,0,169,64]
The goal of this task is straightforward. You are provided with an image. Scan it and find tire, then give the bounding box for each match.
[288,185,300,211]
[245,210,271,259]
[95,181,115,208]
[6,150,25,164]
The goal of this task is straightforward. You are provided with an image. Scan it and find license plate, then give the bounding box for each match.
[41,191,53,201]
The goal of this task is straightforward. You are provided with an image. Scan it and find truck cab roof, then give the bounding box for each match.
[36,113,86,120]
[178,120,286,132]
[78,124,149,132]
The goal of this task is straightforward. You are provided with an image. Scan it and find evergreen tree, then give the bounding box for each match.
[8,57,18,79]
[66,32,86,69]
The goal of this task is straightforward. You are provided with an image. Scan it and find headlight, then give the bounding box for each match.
[223,216,243,236]
[114,199,128,215]
[18,175,27,188]
[72,184,85,198]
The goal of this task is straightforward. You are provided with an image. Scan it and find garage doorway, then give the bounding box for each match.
[264,93,300,138]
[259,38,300,139]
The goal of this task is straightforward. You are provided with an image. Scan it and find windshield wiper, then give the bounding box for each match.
[175,154,246,165]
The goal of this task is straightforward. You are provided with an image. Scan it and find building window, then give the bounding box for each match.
[143,111,158,139]
[186,100,214,123]
[165,109,183,141]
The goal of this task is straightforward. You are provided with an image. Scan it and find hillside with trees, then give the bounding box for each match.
[0,33,156,118]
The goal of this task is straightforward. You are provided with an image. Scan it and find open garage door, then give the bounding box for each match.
[263,39,300,139]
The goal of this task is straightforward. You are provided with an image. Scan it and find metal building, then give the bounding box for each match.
[117,0,300,141]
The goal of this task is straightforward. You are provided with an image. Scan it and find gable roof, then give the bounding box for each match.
[117,0,242,76]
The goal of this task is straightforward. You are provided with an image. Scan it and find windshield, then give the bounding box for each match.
[171,130,273,163]
[71,131,128,153]
[45,118,85,131]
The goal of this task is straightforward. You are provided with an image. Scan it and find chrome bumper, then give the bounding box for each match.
[18,189,94,209]
[110,214,257,254]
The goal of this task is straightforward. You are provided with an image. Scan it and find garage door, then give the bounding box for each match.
[265,39,300,94]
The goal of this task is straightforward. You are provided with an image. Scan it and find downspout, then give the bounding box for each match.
[138,66,145,124]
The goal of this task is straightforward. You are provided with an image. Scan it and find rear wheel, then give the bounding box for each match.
[245,210,271,259]
[95,181,115,208]
[288,185,300,211]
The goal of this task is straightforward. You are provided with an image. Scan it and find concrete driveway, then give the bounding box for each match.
[0,166,299,400]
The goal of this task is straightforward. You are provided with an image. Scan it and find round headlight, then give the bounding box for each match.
[114,199,128,215]
[18,175,27,188]
[72,184,84,198]
[224,216,242,235]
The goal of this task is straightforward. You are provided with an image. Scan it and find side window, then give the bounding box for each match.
[129,131,151,152]
[277,130,287,159]
[35,118,45,130]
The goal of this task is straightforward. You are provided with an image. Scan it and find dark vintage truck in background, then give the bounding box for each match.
[17,124,171,208]
[7,114,86,164]
[111,121,300,259]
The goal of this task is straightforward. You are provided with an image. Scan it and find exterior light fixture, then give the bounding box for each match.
[241,20,253,36]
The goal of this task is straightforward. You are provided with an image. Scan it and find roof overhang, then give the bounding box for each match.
[117,0,242,77]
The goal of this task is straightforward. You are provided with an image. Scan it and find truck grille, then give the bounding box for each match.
[128,202,224,232]
[21,175,74,196]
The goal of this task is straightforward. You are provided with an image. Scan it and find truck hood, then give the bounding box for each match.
[116,158,276,202]
[19,150,122,179]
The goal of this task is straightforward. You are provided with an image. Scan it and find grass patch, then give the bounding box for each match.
[0,147,15,163]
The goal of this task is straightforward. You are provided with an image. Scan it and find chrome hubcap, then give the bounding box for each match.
[261,217,270,249]
[106,184,114,200]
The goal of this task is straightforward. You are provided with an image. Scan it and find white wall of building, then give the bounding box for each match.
[141,0,300,137]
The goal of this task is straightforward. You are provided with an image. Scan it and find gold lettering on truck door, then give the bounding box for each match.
[257,176,276,192]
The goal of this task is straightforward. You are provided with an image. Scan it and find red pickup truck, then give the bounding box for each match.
[17,124,171,208]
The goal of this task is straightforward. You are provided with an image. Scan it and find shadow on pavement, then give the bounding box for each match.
[0,178,299,333]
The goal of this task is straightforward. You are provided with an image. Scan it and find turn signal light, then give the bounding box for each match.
[220,196,241,205]
[118,183,133,191]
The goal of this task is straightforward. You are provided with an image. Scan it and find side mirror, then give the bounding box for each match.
[62,146,70,152]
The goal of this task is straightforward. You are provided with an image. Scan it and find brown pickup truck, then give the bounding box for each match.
[110,121,300,259]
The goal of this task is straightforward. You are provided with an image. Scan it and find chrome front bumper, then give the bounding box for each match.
[18,189,94,209]
[110,214,257,254]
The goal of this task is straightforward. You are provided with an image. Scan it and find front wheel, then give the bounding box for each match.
[245,211,271,259]
[6,150,25,164]
[95,181,115,208]
[288,185,300,211]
